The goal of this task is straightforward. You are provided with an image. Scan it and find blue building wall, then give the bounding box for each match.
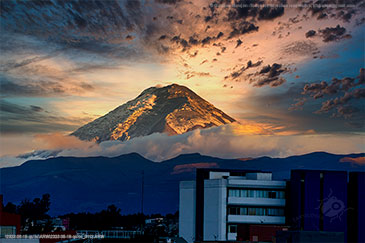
[303,171,321,231]
[322,171,347,237]
[348,172,365,243]
[289,171,302,229]
[358,173,365,243]
[289,170,349,239]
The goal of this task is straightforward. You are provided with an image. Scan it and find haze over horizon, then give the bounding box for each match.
[0,0,364,165]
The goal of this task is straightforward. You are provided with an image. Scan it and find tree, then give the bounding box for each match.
[3,202,17,214]
[17,194,51,225]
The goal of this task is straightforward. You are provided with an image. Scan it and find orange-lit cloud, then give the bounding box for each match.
[33,133,95,150]
[172,163,218,174]
[0,125,364,168]
[340,157,365,165]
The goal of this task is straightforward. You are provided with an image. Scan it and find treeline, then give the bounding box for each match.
[2,194,178,235]
[2,193,52,233]
[62,205,178,235]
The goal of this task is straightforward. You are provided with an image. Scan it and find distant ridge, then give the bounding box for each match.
[1,152,364,216]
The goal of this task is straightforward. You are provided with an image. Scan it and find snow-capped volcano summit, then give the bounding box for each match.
[72,84,236,142]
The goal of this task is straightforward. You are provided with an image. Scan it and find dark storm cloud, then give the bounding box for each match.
[235,39,243,48]
[184,71,211,80]
[305,0,363,22]
[167,32,225,51]
[319,25,351,42]
[305,30,316,38]
[0,52,62,72]
[0,0,149,60]
[224,60,262,80]
[318,89,365,115]
[221,0,286,39]
[288,98,307,111]
[228,22,259,39]
[302,76,358,99]
[30,105,44,112]
[296,69,365,118]
[0,74,94,98]
[0,100,92,134]
[225,0,272,21]
[258,6,285,20]
[239,83,361,133]
[254,76,285,87]
[253,63,286,87]
[155,0,182,4]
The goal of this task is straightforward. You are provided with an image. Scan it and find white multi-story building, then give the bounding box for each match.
[179,169,287,243]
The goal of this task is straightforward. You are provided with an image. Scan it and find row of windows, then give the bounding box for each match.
[228,206,285,216]
[228,188,285,199]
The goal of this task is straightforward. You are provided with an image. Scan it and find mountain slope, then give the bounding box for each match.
[0,152,363,216]
[71,84,235,142]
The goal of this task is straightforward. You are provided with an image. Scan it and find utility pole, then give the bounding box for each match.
[141,170,145,233]
[141,170,144,215]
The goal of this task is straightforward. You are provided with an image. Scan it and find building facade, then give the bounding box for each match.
[288,170,348,238]
[347,171,365,243]
[179,169,287,243]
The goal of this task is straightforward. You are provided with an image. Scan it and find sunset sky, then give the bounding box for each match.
[0,0,364,163]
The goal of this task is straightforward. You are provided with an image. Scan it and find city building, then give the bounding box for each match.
[179,169,288,243]
[288,170,348,239]
[347,171,365,243]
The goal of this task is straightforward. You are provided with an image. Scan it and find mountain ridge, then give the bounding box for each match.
[1,152,364,216]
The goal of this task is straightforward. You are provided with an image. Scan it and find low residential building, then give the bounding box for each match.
[0,195,21,238]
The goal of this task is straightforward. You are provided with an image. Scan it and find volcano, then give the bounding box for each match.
[72,84,236,142]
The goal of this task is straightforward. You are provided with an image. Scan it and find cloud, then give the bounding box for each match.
[172,162,218,174]
[317,89,365,115]
[305,0,361,22]
[0,100,93,134]
[254,63,286,87]
[296,68,365,118]
[305,30,316,38]
[282,40,318,56]
[235,39,243,48]
[258,5,285,20]
[156,0,182,4]
[1,124,364,168]
[228,22,259,39]
[340,156,365,165]
[0,74,95,98]
[319,25,351,42]
[33,133,95,150]
[225,60,262,80]
[184,71,211,80]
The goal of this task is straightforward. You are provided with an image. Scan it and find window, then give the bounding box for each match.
[228,225,237,233]
[240,207,247,215]
[228,189,285,199]
[248,208,256,215]
[268,191,277,198]
[228,207,240,215]
[229,189,240,197]
[278,191,285,199]
[229,207,284,216]
[267,208,285,216]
